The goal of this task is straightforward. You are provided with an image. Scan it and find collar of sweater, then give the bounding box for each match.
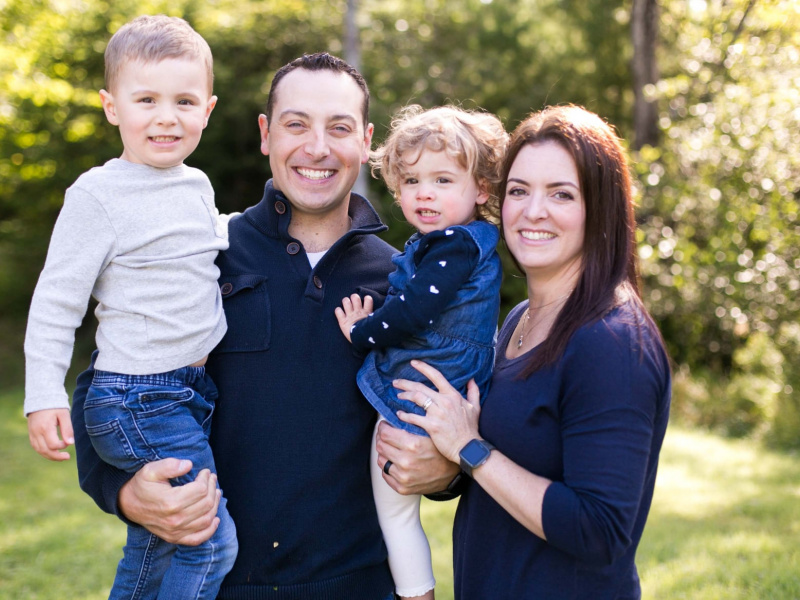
[243,179,388,244]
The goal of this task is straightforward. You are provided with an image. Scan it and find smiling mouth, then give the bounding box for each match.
[150,136,179,143]
[418,210,440,217]
[296,167,335,180]
[521,231,556,241]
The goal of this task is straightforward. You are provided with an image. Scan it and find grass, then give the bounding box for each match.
[2,388,799,599]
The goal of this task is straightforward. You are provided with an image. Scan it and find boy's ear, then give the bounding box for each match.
[203,95,218,129]
[99,90,119,126]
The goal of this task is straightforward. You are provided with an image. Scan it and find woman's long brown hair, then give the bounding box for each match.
[499,105,653,378]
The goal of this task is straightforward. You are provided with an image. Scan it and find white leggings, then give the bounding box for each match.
[371,419,436,598]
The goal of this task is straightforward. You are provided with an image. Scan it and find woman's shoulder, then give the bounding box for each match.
[568,300,668,370]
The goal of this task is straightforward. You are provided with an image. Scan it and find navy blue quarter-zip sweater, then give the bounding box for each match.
[72,180,398,600]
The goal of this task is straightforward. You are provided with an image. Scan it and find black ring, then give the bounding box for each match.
[383,460,393,475]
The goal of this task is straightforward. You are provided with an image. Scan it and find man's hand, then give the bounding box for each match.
[118,458,220,546]
[28,408,74,461]
[334,293,374,342]
[375,420,460,495]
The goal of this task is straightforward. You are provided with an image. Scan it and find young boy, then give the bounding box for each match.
[24,15,237,599]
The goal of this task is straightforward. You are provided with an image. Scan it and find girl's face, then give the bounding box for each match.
[397,149,488,235]
[502,141,586,282]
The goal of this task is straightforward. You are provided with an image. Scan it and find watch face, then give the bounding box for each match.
[461,439,490,466]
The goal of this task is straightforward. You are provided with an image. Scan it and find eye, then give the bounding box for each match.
[403,177,418,185]
[332,124,352,134]
[435,177,452,184]
[553,190,575,200]
[139,97,155,104]
[506,186,527,197]
[177,98,195,106]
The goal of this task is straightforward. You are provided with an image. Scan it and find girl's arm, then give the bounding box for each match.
[342,228,479,351]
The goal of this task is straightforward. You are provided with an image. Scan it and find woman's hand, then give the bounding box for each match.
[394,359,482,464]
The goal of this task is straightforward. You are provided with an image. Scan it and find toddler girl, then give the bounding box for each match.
[336,105,508,599]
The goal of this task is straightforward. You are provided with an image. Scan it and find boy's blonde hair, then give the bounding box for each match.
[371,105,509,222]
[104,15,214,94]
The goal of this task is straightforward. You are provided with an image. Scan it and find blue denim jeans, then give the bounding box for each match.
[84,366,237,600]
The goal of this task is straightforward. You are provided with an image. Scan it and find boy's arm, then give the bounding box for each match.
[348,229,479,351]
[24,190,116,416]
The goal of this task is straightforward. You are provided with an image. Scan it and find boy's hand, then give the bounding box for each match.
[28,408,74,461]
[334,293,374,343]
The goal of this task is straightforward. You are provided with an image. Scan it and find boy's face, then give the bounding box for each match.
[100,57,217,169]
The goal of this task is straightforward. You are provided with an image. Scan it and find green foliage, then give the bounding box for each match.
[2,0,799,445]
[634,0,800,445]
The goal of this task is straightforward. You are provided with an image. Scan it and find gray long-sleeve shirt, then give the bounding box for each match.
[24,159,228,415]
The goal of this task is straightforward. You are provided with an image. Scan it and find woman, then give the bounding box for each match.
[394,105,671,599]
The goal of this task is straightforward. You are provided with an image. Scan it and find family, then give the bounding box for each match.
[23,15,671,600]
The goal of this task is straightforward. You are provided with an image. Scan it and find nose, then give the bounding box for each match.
[416,184,434,201]
[523,194,548,221]
[303,127,330,160]
[155,104,177,126]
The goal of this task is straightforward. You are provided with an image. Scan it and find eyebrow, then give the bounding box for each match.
[279,110,358,125]
[507,177,579,189]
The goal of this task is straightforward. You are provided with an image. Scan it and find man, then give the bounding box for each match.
[71,53,459,600]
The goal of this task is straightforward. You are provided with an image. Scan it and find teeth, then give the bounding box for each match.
[297,168,334,180]
[419,210,439,217]
[521,231,556,241]
[151,136,178,142]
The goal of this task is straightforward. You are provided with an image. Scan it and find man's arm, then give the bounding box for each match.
[71,354,220,545]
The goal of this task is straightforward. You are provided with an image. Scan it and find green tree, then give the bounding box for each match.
[635,0,800,446]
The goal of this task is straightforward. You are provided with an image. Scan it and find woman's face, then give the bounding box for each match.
[502,141,586,282]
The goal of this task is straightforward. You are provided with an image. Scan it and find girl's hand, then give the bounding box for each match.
[394,359,482,463]
[334,293,374,342]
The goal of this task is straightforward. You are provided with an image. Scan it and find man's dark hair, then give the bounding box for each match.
[265,52,370,129]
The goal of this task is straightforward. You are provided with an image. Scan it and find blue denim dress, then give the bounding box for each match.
[356,221,502,435]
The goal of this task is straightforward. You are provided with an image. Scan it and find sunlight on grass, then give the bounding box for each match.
[638,427,800,599]
[2,385,798,600]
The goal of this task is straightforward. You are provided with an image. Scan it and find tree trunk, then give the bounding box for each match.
[344,0,370,198]
[631,0,660,149]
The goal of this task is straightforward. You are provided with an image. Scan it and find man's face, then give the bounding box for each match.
[259,69,373,219]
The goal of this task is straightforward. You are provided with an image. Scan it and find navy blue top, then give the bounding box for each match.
[352,221,502,435]
[453,300,671,600]
[71,181,398,600]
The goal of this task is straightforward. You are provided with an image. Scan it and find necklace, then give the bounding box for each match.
[516,294,570,349]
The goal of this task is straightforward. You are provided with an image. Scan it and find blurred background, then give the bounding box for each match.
[1,1,799,598]
[2,0,798,449]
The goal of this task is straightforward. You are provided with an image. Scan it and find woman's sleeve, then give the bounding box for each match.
[350,229,478,351]
[540,321,667,566]
[71,352,135,519]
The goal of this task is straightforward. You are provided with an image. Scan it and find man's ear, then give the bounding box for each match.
[99,90,119,126]
[361,122,374,165]
[258,113,270,157]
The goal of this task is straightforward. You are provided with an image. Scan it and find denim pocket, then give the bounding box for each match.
[213,274,271,353]
[85,415,150,472]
